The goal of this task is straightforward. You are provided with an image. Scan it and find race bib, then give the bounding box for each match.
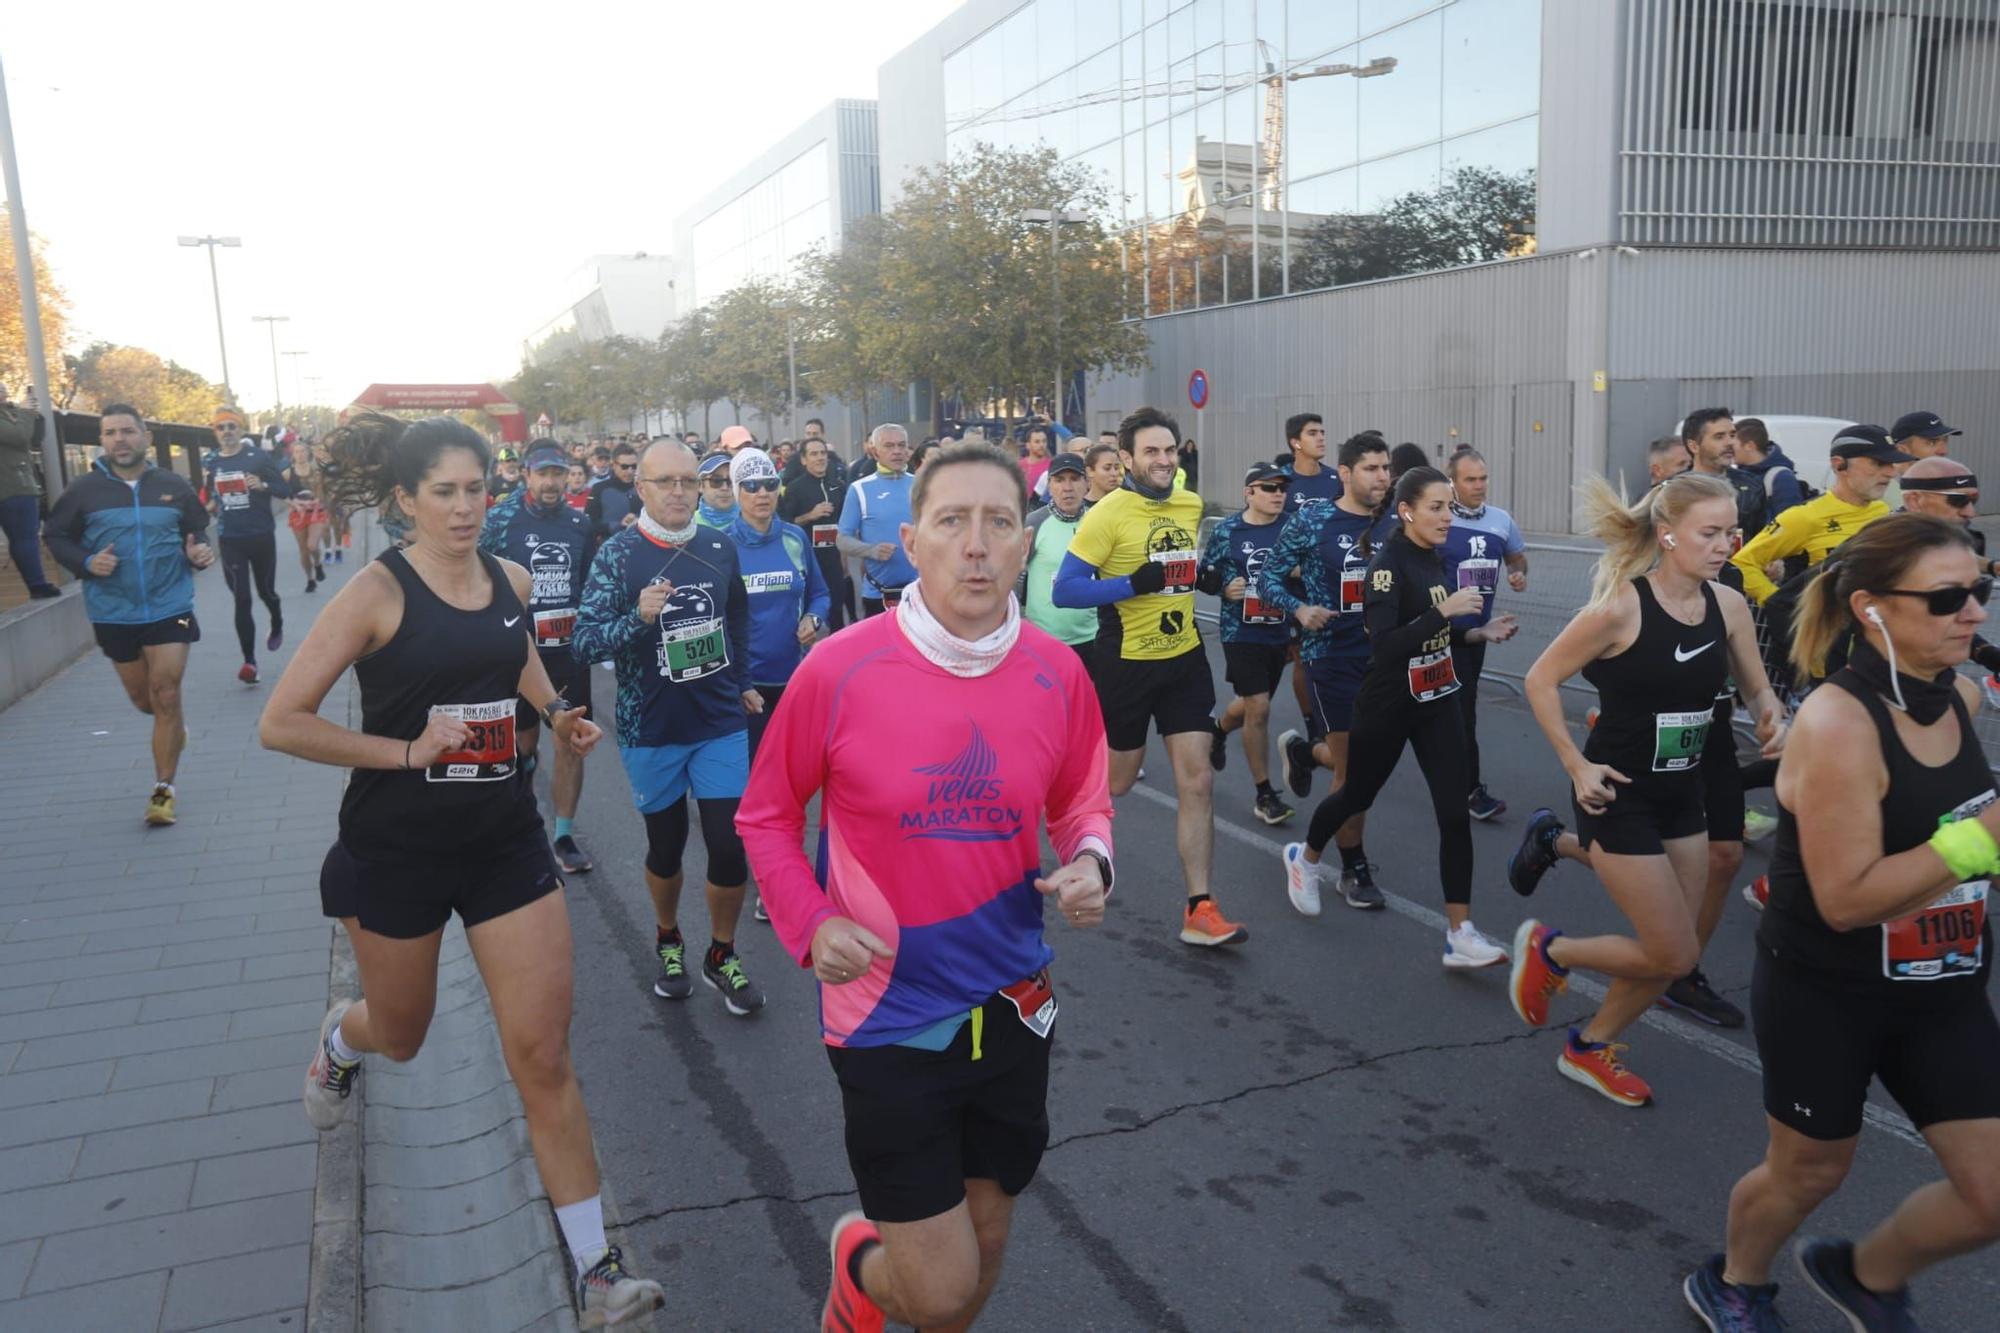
[533,607,576,647]
[1455,558,1499,597]
[425,700,516,783]
[999,968,1058,1039]
[1148,549,1198,595]
[1407,648,1460,701]
[811,522,839,549]
[1883,880,1987,981]
[214,472,250,510]
[1240,590,1284,625]
[1652,708,1713,772]
[1338,569,1365,615]
[661,617,728,681]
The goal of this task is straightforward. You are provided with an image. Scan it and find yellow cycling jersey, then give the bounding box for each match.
[1730,492,1889,603]
[1066,485,1206,660]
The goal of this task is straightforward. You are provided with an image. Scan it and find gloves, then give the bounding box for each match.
[1127,561,1167,596]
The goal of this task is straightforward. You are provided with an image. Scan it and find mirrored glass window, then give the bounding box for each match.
[1291,1,1359,61]
[1286,47,1360,180]
[1442,0,1541,137]
[1079,0,1120,57]
[1360,0,1431,37]
[1359,10,1442,159]
[1040,0,1077,83]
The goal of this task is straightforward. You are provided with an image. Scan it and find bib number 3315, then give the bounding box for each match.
[426,700,516,783]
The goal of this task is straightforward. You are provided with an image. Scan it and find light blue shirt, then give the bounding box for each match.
[837,470,917,597]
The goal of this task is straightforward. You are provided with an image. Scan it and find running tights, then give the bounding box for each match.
[641,795,747,886]
[1454,637,1487,792]
[220,535,281,662]
[1306,700,1473,905]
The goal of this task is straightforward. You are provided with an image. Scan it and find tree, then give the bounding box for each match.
[71,342,226,424]
[705,278,803,438]
[0,207,72,401]
[793,219,895,436]
[659,309,728,439]
[1292,165,1537,292]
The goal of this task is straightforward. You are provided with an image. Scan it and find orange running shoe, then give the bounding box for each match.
[1558,1032,1654,1106]
[822,1210,885,1333]
[1508,919,1568,1026]
[1180,898,1249,947]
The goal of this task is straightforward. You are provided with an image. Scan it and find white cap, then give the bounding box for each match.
[730,447,779,488]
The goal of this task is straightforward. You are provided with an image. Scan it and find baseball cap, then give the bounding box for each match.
[697,452,732,478]
[524,443,568,472]
[718,425,755,452]
[496,447,519,463]
[1046,451,1086,478]
[1829,424,1914,465]
[1243,461,1291,487]
[1891,410,1961,441]
[730,447,779,487]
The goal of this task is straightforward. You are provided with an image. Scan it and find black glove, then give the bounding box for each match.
[1127,560,1168,596]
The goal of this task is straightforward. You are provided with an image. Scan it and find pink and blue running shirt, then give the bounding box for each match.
[738,610,1113,1048]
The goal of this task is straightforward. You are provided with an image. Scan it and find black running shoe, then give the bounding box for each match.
[1278,728,1314,799]
[1339,862,1386,910]
[552,834,592,874]
[266,624,283,653]
[1467,784,1506,821]
[314,562,326,582]
[1682,1253,1785,1332]
[1210,723,1228,772]
[1509,808,1566,897]
[1253,791,1295,825]
[702,951,767,1016]
[1796,1238,1918,1332]
[305,578,317,594]
[654,938,692,999]
[1658,968,1745,1029]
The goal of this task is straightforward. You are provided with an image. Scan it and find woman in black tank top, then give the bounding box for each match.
[258,415,664,1324]
[1512,473,1786,1109]
[1689,514,2000,1331]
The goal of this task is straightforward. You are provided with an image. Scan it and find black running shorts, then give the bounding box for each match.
[1573,779,1706,856]
[1752,947,2000,1141]
[95,613,201,664]
[1700,718,1746,843]
[516,653,594,732]
[1092,646,1217,752]
[1223,641,1289,699]
[1305,653,1369,736]
[319,831,562,939]
[826,993,1053,1224]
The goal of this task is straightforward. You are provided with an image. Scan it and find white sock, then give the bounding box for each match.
[327,1015,362,1066]
[556,1196,608,1275]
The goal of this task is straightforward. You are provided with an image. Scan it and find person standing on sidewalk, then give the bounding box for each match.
[1439,446,1528,822]
[739,442,1113,1333]
[0,382,60,599]
[261,412,664,1329]
[44,404,215,826]
[204,406,292,684]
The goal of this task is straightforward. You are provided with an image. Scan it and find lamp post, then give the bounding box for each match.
[178,235,242,402]
[1018,208,1092,429]
[252,315,289,413]
[281,350,310,415]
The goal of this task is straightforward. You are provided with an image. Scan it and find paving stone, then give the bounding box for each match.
[6,904,180,943]
[190,1305,305,1333]
[0,1077,214,1150]
[0,1057,115,1111]
[24,1190,311,1293]
[211,1064,304,1113]
[75,1102,314,1179]
[137,973,325,1023]
[0,1137,80,1190]
[364,1121,527,1191]
[0,1161,193,1245]
[13,1012,231,1073]
[0,945,163,988]
[49,958,247,1007]
[0,982,54,1015]
[364,1262,570,1333]
[82,915,256,954]
[0,1269,166,1329]
[366,1082,525,1150]
[0,1238,36,1299]
[111,1032,305,1091]
[160,1243,312,1332]
[366,1156,545,1237]
[154,925,328,970]
[241,948,330,983]
[0,996,140,1044]
[0,935,85,967]
[192,1143,318,1208]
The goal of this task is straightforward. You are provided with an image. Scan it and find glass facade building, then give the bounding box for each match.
[940,0,1542,316]
[687,141,834,309]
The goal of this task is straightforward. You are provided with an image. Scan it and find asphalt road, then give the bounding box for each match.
[548,630,2000,1332]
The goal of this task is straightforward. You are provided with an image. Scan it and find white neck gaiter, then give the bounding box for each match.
[895,580,1021,678]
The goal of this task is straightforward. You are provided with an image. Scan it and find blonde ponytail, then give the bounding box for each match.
[1577,472,1735,612]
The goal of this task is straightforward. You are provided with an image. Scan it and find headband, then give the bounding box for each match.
[1902,472,1978,493]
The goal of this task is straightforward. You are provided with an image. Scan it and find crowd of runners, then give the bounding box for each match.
[34,397,1999,1330]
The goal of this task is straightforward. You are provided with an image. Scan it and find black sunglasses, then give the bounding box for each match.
[738,478,780,494]
[1249,482,1288,494]
[1876,576,1994,616]
[1940,493,1978,510]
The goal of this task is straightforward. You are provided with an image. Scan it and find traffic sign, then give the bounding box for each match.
[1187,368,1210,410]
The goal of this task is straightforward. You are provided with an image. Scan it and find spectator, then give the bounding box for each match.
[0,384,59,598]
[1021,426,1054,494]
[1178,435,1200,493]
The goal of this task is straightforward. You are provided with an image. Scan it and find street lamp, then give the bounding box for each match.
[1019,208,1093,429]
[252,315,289,413]
[282,349,310,412]
[178,235,242,402]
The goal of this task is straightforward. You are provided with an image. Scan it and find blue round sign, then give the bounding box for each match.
[1188,368,1209,410]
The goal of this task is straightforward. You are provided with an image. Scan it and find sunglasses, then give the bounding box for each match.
[1876,576,1994,616]
[737,478,780,494]
[1249,482,1288,494]
[613,461,637,471]
[1939,493,1978,510]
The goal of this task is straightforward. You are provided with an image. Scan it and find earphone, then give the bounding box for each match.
[1662,533,1678,549]
[1865,605,1884,626]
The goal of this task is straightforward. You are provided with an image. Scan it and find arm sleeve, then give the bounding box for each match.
[571,540,647,662]
[1052,550,1135,608]
[477,497,514,556]
[725,546,751,694]
[42,483,91,577]
[1258,512,1310,616]
[737,654,841,966]
[1731,507,1809,604]
[1364,565,1448,665]
[1044,658,1115,890]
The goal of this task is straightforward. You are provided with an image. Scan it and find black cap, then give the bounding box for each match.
[1829,424,1915,465]
[1243,461,1291,487]
[1891,410,1961,441]
[1046,451,1086,477]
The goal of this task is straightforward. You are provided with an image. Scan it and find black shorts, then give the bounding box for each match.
[1305,653,1369,736]
[1091,646,1216,752]
[319,832,562,940]
[517,653,594,731]
[1753,947,2000,1141]
[95,612,201,664]
[1701,715,1746,842]
[1573,779,1706,856]
[1223,640,1289,698]
[826,992,1053,1224]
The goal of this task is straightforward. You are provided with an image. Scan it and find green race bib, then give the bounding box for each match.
[1653,708,1713,772]
[661,618,727,682]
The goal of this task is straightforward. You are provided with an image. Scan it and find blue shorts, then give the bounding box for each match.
[1306,654,1370,736]
[620,732,750,814]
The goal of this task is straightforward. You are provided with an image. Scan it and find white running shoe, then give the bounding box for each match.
[1282,842,1324,917]
[303,999,359,1131]
[1442,921,1509,969]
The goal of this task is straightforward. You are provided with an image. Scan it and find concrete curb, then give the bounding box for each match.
[307,928,363,1333]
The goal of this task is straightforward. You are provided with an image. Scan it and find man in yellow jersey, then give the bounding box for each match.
[1730,424,1906,604]
[1054,407,1247,948]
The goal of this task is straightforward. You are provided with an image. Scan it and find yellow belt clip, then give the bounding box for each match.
[969,1006,984,1062]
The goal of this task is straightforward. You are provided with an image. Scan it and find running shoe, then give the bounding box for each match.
[1585,705,1601,729]
[314,561,326,583]
[552,834,593,874]
[1558,1031,1653,1106]
[1281,842,1323,917]
[1795,1238,1918,1332]
[1683,1254,1786,1332]
[1210,723,1228,772]
[1658,968,1745,1028]
[1742,874,1770,911]
[1742,808,1778,843]
[144,783,176,827]
[1442,921,1509,969]
[822,1210,886,1333]
[576,1245,665,1329]
[305,577,317,594]
[266,624,283,653]
[1467,785,1506,822]
[333,547,344,563]
[1338,862,1386,911]
[1509,808,1566,898]
[238,661,259,685]
[753,896,770,923]
[303,999,359,1131]
[702,951,767,1016]
[1253,791,1295,825]
[1508,920,1567,1026]
[653,937,693,999]
[1278,727,1315,798]
[1180,899,1249,947]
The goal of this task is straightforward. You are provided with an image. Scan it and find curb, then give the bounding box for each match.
[307,928,363,1333]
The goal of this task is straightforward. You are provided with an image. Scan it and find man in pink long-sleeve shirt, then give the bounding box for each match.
[739,442,1112,1333]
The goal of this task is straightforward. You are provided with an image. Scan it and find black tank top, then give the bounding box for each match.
[1760,671,1995,990]
[1581,577,1728,785]
[338,548,540,860]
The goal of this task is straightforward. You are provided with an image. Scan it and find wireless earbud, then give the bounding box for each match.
[1865,605,1885,626]
[1662,533,1678,549]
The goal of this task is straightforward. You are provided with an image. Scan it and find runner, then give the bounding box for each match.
[480,439,602,875]
[44,404,215,826]
[1510,473,1786,1105]
[585,442,640,538]
[572,440,768,1017]
[203,405,291,684]
[1199,461,1295,826]
[738,441,1112,1333]
[1730,424,1903,606]
[726,446,829,759]
[777,435,851,631]
[837,424,917,617]
[1054,406,1248,947]
[1684,514,2000,1333]
[1082,441,1123,502]
[1018,452,1099,673]
[564,460,593,512]
[1280,412,1342,514]
[488,446,524,507]
[1280,467,1516,964]
[1439,447,1528,822]
[1265,433,1394,908]
[1020,424,1053,495]
[695,452,736,528]
[1648,435,1692,486]
[283,436,329,594]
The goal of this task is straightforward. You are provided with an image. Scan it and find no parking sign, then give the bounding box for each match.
[1187,368,1210,410]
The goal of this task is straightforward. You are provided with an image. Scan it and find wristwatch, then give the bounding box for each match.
[804,613,822,632]
[1079,849,1113,892]
[540,695,569,728]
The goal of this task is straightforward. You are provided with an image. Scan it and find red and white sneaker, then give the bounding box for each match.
[1508,919,1568,1027]
[1558,1032,1654,1107]
[1741,874,1769,911]
[822,1210,885,1333]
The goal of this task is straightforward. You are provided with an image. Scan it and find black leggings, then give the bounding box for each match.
[1454,637,1487,791]
[641,795,747,886]
[1306,698,1473,905]
[1741,756,1779,792]
[220,535,281,662]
